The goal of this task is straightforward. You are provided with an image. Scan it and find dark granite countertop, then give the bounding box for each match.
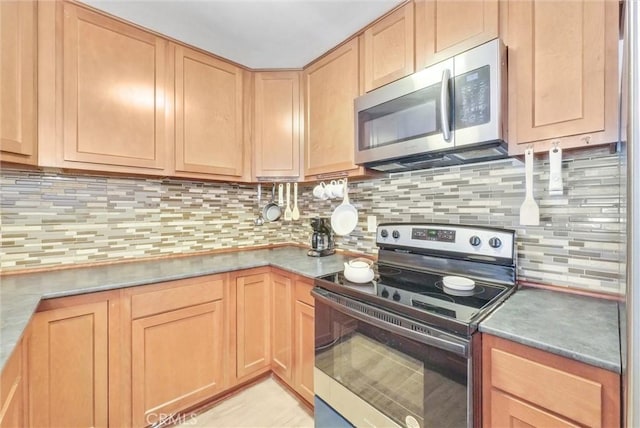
[1,251,622,376]
[0,246,350,369]
[479,287,621,373]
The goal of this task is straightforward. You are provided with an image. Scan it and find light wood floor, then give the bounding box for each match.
[177,377,314,427]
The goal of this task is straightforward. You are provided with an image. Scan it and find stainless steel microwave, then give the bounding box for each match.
[354,39,507,172]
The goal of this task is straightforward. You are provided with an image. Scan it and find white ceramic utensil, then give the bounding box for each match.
[284,183,292,221]
[313,182,328,200]
[278,183,284,208]
[519,148,540,226]
[292,183,300,220]
[331,179,358,236]
[442,276,475,290]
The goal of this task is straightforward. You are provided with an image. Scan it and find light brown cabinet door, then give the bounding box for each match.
[174,45,244,178]
[490,389,578,428]
[254,71,301,178]
[236,272,271,379]
[0,0,37,165]
[0,339,26,428]
[482,334,620,428]
[294,300,314,404]
[131,301,225,427]
[61,3,168,172]
[29,301,108,428]
[271,273,294,382]
[506,0,618,153]
[304,37,362,178]
[363,3,415,92]
[415,0,498,69]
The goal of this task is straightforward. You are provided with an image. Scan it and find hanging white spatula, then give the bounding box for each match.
[291,183,300,220]
[519,147,540,226]
[284,182,292,221]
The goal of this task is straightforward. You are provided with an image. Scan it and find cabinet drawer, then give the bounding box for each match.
[295,279,314,306]
[131,275,224,319]
[490,348,602,426]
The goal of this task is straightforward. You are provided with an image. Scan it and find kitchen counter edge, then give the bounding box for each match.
[0,246,350,370]
[479,287,621,374]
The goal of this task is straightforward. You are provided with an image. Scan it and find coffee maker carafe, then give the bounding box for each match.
[308,217,335,257]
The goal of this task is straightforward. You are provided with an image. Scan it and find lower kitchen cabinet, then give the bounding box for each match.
[3,266,317,428]
[234,269,272,381]
[124,274,228,427]
[482,334,620,428]
[271,272,294,383]
[293,295,314,404]
[29,297,110,428]
[0,336,28,428]
[269,272,315,405]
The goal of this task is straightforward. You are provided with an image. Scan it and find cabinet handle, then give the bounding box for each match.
[440,69,452,142]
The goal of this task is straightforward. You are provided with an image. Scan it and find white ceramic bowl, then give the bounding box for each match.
[442,276,475,291]
[344,268,375,284]
[343,259,375,283]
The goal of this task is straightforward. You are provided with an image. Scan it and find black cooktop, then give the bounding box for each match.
[316,263,514,336]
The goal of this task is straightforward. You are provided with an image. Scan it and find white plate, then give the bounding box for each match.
[442,276,475,291]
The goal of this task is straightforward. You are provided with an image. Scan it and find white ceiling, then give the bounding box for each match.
[80,0,404,69]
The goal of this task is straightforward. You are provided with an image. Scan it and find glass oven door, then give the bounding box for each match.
[313,288,471,428]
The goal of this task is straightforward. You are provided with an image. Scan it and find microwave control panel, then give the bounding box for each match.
[454,65,491,129]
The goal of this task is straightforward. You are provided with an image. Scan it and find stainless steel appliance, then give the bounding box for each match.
[354,39,507,172]
[308,217,335,257]
[313,223,516,427]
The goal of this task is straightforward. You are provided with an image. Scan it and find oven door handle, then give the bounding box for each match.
[312,288,469,357]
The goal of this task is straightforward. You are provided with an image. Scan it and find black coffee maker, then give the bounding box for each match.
[308,217,335,257]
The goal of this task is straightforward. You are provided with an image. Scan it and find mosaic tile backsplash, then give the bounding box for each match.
[0,146,625,294]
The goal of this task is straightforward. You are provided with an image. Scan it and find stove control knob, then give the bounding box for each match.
[381,288,389,298]
[392,230,400,239]
[380,229,389,238]
[469,235,482,247]
[392,291,401,301]
[489,237,502,249]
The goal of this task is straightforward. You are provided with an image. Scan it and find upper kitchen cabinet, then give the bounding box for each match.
[414,0,498,69]
[38,2,170,174]
[173,45,246,181]
[505,0,619,154]
[0,0,37,165]
[253,71,302,179]
[304,37,366,179]
[363,2,415,92]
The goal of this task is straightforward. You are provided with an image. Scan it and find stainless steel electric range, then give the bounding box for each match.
[312,223,516,428]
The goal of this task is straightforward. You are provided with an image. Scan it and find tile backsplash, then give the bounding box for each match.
[294,146,625,294]
[0,172,292,269]
[0,146,625,294]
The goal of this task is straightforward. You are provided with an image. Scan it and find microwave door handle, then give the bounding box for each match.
[440,68,452,142]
